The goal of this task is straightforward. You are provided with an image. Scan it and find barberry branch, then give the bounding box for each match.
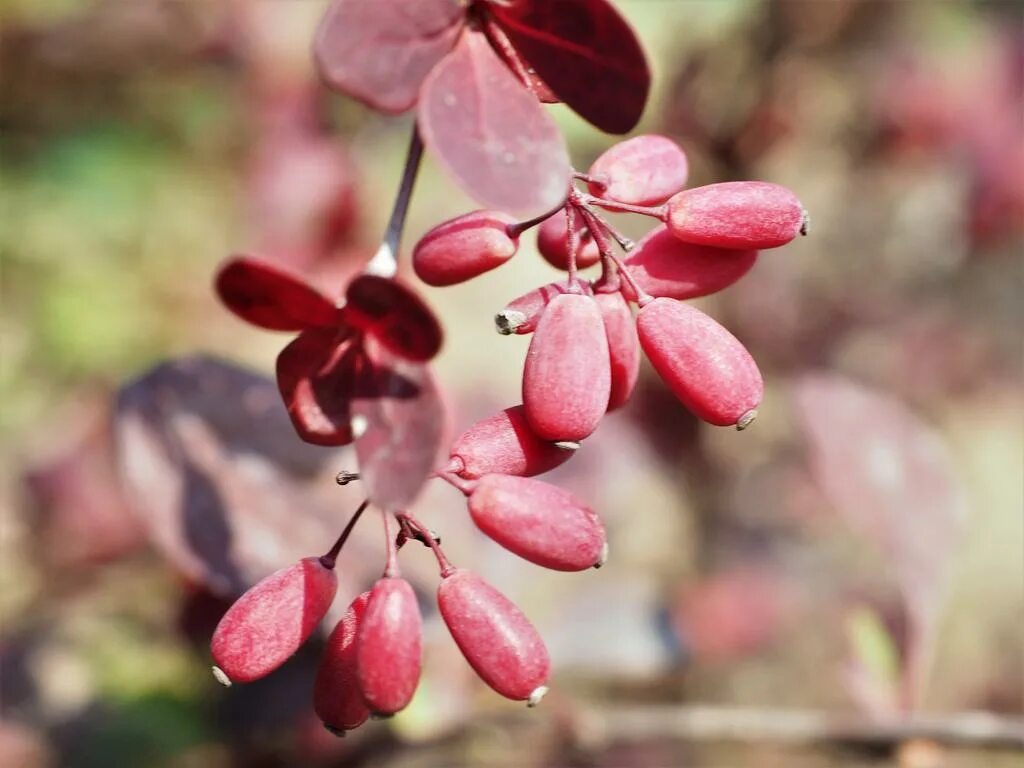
[364,126,424,278]
[577,205,652,306]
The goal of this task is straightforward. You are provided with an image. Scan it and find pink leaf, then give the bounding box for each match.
[418,29,570,217]
[352,340,445,510]
[313,0,464,114]
[490,0,650,134]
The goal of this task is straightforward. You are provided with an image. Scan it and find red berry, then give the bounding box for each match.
[313,592,371,735]
[356,577,422,715]
[594,290,639,410]
[535,209,601,270]
[637,298,763,428]
[211,557,337,684]
[620,226,758,301]
[447,405,576,480]
[438,569,550,702]
[413,210,519,286]
[494,279,587,335]
[343,275,442,362]
[665,181,807,250]
[587,135,688,206]
[522,293,611,441]
[468,474,607,571]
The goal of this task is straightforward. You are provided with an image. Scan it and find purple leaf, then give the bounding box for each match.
[352,339,445,510]
[418,28,570,217]
[314,0,464,114]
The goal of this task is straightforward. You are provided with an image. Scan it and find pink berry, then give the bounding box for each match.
[356,577,422,715]
[535,209,601,270]
[447,405,576,480]
[665,181,807,249]
[211,557,337,684]
[412,210,519,286]
[620,225,758,301]
[438,569,550,702]
[468,474,606,571]
[494,279,587,335]
[637,298,763,428]
[587,135,688,206]
[313,592,371,735]
[594,290,639,410]
[523,293,611,441]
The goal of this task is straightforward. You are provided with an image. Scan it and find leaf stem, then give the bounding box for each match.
[365,126,424,278]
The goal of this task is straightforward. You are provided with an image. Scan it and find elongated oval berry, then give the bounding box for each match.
[587,134,689,206]
[413,210,520,286]
[447,405,575,480]
[523,294,611,441]
[211,557,337,684]
[468,474,606,571]
[313,592,371,735]
[594,291,639,410]
[665,181,807,250]
[535,209,600,270]
[438,569,550,701]
[620,226,758,301]
[637,298,763,428]
[356,577,422,715]
[494,279,588,335]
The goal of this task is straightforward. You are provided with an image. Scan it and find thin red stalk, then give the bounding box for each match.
[578,206,653,306]
[580,193,665,219]
[573,170,608,191]
[577,202,635,252]
[398,512,455,577]
[507,198,568,239]
[320,498,370,568]
[565,203,581,286]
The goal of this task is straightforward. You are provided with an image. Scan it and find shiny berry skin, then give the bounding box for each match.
[447,405,576,480]
[413,210,519,286]
[468,474,606,571]
[313,592,371,735]
[211,557,337,684]
[535,209,600,270]
[587,134,688,206]
[637,298,763,428]
[356,577,422,715]
[594,290,639,410]
[620,225,758,301]
[522,293,611,441]
[438,569,550,702]
[665,181,807,250]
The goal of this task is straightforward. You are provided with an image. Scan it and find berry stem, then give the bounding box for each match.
[578,206,653,306]
[580,193,665,219]
[364,126,424,278]
[506,199,568,239]
[397,512,455,578]
[382,509,401,577]
[573,170,608,191]
[320,498,370,568]
[576,202,635,252]
[565,203,581,286]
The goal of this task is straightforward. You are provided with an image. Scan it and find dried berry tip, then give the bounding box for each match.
[211,666,232,687]
[594,541,609,568]
[800,209,810,236]
[527,686,549,707]
[553,440,580,452]
[736,410,758,431]
[495,310,527,335]
[335,471,361,485]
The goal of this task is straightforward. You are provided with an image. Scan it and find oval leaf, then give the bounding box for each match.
[490,0,650,134]
[418,29,570,217]
[351,340,445,510]
[344,275,443,362]
[215,256,340,332]
[314,0,465,113]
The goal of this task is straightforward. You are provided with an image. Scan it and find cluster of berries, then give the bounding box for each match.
[414,133,808,432]
[211,502,552,736]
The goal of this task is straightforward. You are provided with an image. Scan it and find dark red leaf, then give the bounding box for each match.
[351,339,445,510]
[418,28,571,217]
[344,275,442,362]
[276,329,361,446]
[489,0,650,134]
[215,256,341,332]
[115,356,363,597]
[314,0,465,114]
[482,19,559,103]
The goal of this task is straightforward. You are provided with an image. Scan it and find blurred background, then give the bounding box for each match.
[1,1,1022,766]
